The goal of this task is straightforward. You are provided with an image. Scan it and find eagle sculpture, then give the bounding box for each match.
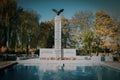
[52,9,64,15]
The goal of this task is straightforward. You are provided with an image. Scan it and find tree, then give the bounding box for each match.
[61,16,69,48]
[110,17,120,54]
[39,21,54,48]
[71,11,93,31]
[81,30,94,55]
[92,33,102,56]
[94,10,117,54]
[17,10,40,50]
[69,11,94,49]
[0,0,41,53]
[0,0,17,47]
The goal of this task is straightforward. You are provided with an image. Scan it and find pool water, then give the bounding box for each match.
[0,64,120,80]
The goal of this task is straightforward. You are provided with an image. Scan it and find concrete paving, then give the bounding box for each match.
[0,61,17,70]
[0,59,120,71]
[102,62,120,70]
[18,59,120,70]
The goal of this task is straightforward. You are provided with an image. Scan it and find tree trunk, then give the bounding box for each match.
[96,51,99,56]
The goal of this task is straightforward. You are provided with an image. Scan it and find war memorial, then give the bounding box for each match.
[40,9,76,60]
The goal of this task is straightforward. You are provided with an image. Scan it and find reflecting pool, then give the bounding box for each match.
[0,63,120,80]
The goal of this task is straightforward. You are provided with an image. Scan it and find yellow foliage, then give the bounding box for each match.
[91,42,96,46]
[1,46,8,53]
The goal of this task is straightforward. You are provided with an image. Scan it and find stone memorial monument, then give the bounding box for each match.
[54,16,62,58]
[40,9,76,60]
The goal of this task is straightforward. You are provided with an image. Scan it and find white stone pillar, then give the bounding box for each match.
[54,16,61,57]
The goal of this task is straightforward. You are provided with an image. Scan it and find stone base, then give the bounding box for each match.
[39,48,76,60]
[63,49,76,58]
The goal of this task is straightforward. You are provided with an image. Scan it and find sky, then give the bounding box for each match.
[17,0,120,22]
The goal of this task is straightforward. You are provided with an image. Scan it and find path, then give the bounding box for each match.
[0,61,17,70]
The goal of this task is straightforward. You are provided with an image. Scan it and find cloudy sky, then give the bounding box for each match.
[17,0,120,21]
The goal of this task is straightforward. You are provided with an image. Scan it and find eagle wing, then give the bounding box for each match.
[59,9,64,13]
[57,9,64,15]
[52,9,58,14]
[52,9,64,15]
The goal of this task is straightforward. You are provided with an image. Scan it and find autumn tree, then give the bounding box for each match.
[94,11,117,54]
[0,0,17,48]
[17,9,40,50]
[111,17,120,54]
[69,11,94,49]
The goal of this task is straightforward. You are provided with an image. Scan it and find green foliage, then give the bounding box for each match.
[81,30,94,54]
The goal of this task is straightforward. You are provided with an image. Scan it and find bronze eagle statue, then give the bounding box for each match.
[52,9,64,15]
